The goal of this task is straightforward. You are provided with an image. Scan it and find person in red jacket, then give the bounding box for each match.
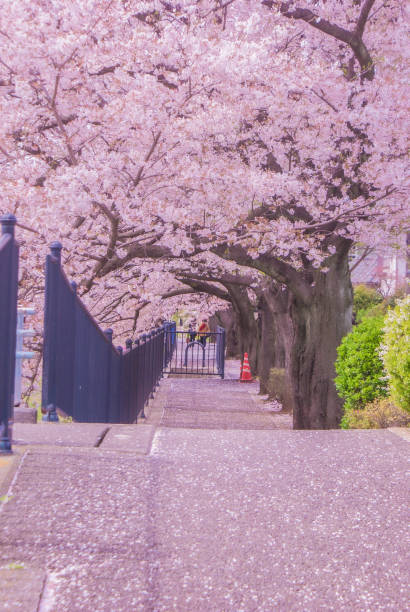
[198,319,210,346]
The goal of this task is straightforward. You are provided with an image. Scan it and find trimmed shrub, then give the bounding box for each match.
[335,315,388,414]
[381,295,410,412]
[343,397,410,429]
[353,284,383,323]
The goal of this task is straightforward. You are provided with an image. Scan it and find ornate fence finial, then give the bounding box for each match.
[50,241,63,264]
[1,214,17,237]
[104,328,113,343]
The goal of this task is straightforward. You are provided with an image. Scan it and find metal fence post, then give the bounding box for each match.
[134,338,145,419]
[221,328,226,379]
[157,330,161,383]
[149,331,155,399]
[141,333,148,406]
[14,308,36,407]
[159,323,166,380]
[42,242,62,422]
[104,328,113,422]
[0,214,18,453]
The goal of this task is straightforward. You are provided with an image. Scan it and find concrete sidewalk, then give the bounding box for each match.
[0,375,408,611]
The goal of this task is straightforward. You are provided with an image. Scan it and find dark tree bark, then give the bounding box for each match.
[257,283,293,397]
[225,284,259,373]
[212,238,353,429]
[290,251,353,429]
[209,308,239,357]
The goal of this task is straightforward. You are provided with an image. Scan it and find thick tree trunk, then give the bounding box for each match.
[210,308,239,358]
[290,254,353,429]
[257,285,293,396]
[228,285,259,373]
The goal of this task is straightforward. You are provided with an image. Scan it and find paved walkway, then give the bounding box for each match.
[150,376,292,430]
[0,366,409,611]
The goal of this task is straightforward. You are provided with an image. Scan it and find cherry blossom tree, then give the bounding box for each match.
[1,0,408,427]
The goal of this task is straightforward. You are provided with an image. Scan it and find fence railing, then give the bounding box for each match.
[216,325,226,378]
[163,326,225,377]
[41,242,174,423]
[14,308,36,407]
[0,215,19,453]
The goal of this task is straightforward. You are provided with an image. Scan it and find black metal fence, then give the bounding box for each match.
[216,325,226,378]
[0,215,19,453]
[41,242,174,423]
[163,326,225,377]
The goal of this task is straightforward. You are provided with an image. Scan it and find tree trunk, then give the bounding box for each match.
[257,285,293,401]
[210,308,239,358]
[227,285,259,373]
[290,254,353,429]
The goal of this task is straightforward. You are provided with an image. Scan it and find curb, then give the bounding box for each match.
[0,446,28,500]
[388,427,410,443]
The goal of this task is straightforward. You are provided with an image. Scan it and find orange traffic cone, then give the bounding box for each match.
[240,352,253,382]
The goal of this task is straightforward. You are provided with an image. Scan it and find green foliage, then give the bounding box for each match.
[0,495,13,504]
[356,302,386,323]
[1,562,25,570]
[342,397,410,429]
[353,285,383,323]
[353,285,408,324]
[335,315,388,413]
[381,295,410,412]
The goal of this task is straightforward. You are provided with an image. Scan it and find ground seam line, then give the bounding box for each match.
[0,449,30,514]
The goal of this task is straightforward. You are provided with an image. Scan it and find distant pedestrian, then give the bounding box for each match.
[188,322,196,342]
[198,318,210,346]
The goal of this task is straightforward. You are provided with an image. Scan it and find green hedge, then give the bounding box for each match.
[353,284,383,323]
[381,295,410,412]
[335,315,388,418]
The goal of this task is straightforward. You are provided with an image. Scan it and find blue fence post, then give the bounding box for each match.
[42,242,62,422]
[149,331,155,399]
[124,338,133,422]
[141,333,148,406]
[159,324,165,381]
[0,214,18,453]
[104,328,113,422]
[134,338,146,419]
[155,329,160,388]
[220,328,226,379]
[152,330,158,392]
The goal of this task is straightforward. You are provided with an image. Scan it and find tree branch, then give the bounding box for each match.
[263,1,375,80]
[356,0,376,38]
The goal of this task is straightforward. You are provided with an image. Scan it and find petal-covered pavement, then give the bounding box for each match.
[0,369,408,611]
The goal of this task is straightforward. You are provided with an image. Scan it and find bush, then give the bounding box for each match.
[342,397,410,429]
[353,284,383,323]
[335,315,388,413]
[381,295,410,412]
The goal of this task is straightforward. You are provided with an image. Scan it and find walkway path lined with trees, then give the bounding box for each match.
[146,361,292,431]
[0,370,408,611]
[2,0,408,432]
